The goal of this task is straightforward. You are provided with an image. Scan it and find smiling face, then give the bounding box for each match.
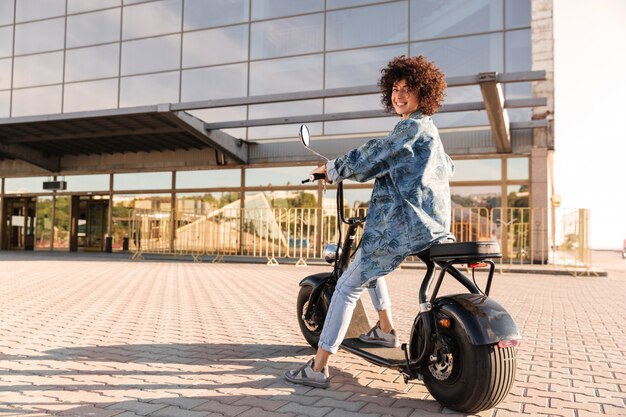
[391,79,420,119]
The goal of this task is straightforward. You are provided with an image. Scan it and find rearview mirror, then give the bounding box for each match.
[299,124,310,147]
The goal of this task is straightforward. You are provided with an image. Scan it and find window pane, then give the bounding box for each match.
[505,29,530,71]
[249,99,322,119]
[176,191,241,213]
[324,117,396,136]
[326,2,408,50]
[5,176,51,193]
[246,166,317,187]
[507,184,528,207]
[65,44,120,82]
[64,79,119,112]
[13,52,64,88]
[12,85,62,117]
[15,0,64,22]
[122,0,182,40]
[251,0,324,20]
[505,0,530,29]
[68,0,121,13]
[181,63,247,101]
[0,90,9,117]
[411,33,503,77]
[184,0,248,30]
[251,14,323,59]
[67,9,121,48]
[250,55,323,95]
[183,25,248,68]
[327,0,394,8]
[451,158,501,181]
[114,172,172,191]
[176,169,241,188]
[410,0,503,40]
[0,0,14,26]
[248,122,322,141]
[121,34,181,75]
[14,18,65,55]
[63,175,111,192]
[444,85,483,103]
[326,45,406,89]
[432,110,489,128]
[507,158,528,180]
[325,94,381,113]
[120,72,179,107]
[0,58,11,89]
[451,185,501,208]
[0,26,12,57]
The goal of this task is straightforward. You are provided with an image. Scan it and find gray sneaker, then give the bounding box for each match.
[285,358,330,388]
[359,321,400,348]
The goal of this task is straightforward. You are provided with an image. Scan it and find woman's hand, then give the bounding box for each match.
[310,164,329,183]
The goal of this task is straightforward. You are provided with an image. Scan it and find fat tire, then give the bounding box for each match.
[297,285,326,349]
[422,320,517,413]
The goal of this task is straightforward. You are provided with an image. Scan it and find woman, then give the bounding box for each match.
[285,55,455,388]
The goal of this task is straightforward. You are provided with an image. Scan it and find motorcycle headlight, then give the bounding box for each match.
[323,244,341,264]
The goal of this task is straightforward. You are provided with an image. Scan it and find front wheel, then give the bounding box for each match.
[422,319,517,413]
[297,285,327,349]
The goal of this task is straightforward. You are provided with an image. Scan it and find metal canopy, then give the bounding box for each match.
[0,70,546,174]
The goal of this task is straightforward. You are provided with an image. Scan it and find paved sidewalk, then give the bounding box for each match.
[0,251,624,417]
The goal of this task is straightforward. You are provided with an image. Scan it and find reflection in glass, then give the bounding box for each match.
[251,14,323,59]
[66,9,121,48]
[12,85,62,117]
[252,0,323,19]
[122,0,182,40]
[507,157,528,180]
[184,0,248,30]
[0,58,11,89]
[5,177,49,193]
[65,44,120,82]
[176,191,241,213]
[411,33,503,77]
[507,184,529,207]
[246,166,316,187]
[410,0,502,40]
[326,2,407,50]
[35,197,53,250]
[181,63,247,101]
[14,18,65,55]
[249,99,322,119]
[0,91,9,117]
[0,0,14,26]
[451,185,501,208]
[114,172,172,191]
[250,55,323,95]
[183,25,248,68]
[431,110,489,128]
[327,0,393,8]
[0,26,12,57]
[326,45,406,89]
[121,35,181,75]
[451,158,501,181]
[176,169,241,189]
[505,29,530,72]
[68,0,121,14]
[64,79,119,112]
[324,117,396,136]
[444,85,482,103]
[15,0,64,22]
[62,175,111,192]
[54,195,71,249]
[13,52,64,88]
[120,71,180,107]
[325,94,381,113]
[505,0,531,29]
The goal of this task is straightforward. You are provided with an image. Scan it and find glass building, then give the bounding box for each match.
[0,0,555,261]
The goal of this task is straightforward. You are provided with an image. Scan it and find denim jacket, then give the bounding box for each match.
[327,111,455,285]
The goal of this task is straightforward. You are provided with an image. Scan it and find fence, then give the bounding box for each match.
[128,206,591,270]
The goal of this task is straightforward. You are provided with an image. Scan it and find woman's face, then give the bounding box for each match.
[391,79,419,119]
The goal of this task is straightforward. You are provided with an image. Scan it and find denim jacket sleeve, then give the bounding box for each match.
[329,118,421,183]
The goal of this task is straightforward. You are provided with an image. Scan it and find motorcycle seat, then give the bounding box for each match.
[428,241,502,261]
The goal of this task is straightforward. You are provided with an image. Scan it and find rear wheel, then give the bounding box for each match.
[297,285,327,349]
[422,318,517,413]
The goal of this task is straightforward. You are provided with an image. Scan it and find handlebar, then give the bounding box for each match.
[301,172,327,184]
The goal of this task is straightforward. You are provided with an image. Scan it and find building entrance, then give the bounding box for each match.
[69,196,109,252]
[2,197,37,250]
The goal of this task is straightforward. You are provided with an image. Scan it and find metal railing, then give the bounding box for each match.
[128,206,591,271]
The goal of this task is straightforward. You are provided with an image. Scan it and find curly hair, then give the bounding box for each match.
[378,55,447,116]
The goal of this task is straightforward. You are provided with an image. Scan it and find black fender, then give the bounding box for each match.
[434,293,522,346]
[299,272,334,314]
[299,272,332,288]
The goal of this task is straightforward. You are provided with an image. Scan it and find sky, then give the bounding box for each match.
[553,0,626,249]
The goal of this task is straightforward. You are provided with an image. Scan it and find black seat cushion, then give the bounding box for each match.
[428,241,502,261]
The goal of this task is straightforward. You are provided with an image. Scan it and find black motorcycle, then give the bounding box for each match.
[296,125,521,413]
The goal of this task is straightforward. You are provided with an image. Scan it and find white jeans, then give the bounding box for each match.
[317,249,392,354]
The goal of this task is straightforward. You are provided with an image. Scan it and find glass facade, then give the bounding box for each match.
[0,0,535,252]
